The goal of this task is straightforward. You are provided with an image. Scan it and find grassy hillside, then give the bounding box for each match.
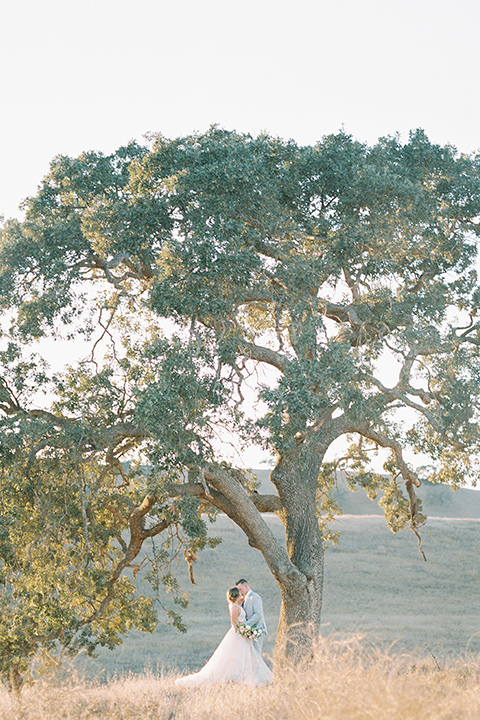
[255,468,480,518]
[77,476,480,679]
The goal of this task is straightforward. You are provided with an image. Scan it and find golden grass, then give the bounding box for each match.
[2,637,480,720]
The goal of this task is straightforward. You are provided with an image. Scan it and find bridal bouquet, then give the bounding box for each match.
[235,622,264,640]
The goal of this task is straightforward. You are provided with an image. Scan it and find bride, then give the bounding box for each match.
[175,587,273,687]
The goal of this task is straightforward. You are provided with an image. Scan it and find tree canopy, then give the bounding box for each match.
[1,126,480,686]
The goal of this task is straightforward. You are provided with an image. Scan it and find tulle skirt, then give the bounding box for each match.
[175,627,273,687]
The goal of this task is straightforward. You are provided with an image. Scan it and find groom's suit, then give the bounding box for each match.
[243,590,267,655]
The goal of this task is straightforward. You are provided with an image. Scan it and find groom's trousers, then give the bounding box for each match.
[253,636,264,655]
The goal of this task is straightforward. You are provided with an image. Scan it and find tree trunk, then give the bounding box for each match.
[270,449,325,661]
[6,664,24,696]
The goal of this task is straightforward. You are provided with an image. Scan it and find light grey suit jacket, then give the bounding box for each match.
[243,590,267,635]
[243,590,267,655]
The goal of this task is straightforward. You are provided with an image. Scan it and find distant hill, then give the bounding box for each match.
[253,469,480,519]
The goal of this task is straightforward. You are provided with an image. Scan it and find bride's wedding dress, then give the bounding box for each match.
[175,605,273,687]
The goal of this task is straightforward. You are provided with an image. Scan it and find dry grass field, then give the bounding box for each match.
[3,637,480,720]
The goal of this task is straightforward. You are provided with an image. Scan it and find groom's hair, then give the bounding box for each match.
[236,578,248,585]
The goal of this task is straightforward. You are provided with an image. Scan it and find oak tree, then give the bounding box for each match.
[1,127,480,684]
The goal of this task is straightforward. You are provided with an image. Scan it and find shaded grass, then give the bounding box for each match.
[4,637,480,720]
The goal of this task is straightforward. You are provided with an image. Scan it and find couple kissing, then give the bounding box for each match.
[175,578,272,687]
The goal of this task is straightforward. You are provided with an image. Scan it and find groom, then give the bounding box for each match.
[236,578,267,655]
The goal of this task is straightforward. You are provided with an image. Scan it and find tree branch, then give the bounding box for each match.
[238,340,290,373]
[354,423,421,487]
[201,465,303,586]
[343,266,361,301]
[366,376,464,450]
[87,494,170,622]
[241,289,276,304]
[168,481,283,514]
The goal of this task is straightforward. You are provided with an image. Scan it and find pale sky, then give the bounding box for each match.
[1,0,480,221]
[1,0,479,472]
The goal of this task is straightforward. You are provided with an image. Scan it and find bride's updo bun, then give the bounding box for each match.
[227,587,240,603]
